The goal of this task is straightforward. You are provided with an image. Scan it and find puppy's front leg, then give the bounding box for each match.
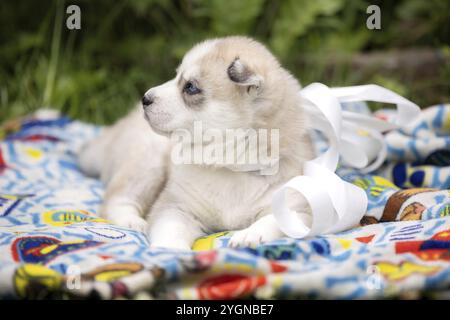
[101,198,148,232]
[147,210,204,250]
[228,215,285,248]
[100,162,167,233]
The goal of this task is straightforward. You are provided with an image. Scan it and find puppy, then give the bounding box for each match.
[79,36,314,250]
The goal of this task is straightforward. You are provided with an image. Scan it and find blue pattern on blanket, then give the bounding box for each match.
[0,105,449,299]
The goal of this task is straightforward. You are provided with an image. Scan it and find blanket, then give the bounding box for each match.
[0,105,449,300]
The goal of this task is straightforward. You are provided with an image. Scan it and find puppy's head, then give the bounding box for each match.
[142,36,300,135]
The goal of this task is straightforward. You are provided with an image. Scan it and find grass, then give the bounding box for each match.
[1,0,448,125]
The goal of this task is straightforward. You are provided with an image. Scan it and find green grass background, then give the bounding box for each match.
[0,0,449,124]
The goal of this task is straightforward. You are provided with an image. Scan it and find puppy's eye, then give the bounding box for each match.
[183,81,201,95]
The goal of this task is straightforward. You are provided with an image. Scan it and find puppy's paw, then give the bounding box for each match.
[228,228,263,248]
[108,214,148,233]
[228,220,284,248]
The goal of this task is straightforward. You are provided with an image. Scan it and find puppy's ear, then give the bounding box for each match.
[227,58,263,94]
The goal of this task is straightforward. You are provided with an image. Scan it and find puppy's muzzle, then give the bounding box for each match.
[142,93,154,108]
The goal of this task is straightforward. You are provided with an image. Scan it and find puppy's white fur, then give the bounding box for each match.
[79,36,314,250]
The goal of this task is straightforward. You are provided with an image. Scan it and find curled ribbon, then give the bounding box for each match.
[272,83,421,238]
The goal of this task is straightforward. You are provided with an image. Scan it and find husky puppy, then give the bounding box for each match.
[79,36,314,250]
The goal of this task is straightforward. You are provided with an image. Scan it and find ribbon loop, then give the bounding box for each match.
[272,83,421,239]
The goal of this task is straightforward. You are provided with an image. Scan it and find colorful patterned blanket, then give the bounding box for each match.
[0,105,449,300]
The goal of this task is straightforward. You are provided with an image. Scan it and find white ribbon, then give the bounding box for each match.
[272,83,421,239]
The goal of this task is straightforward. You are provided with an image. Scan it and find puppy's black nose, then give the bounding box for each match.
[142,94,154,107]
